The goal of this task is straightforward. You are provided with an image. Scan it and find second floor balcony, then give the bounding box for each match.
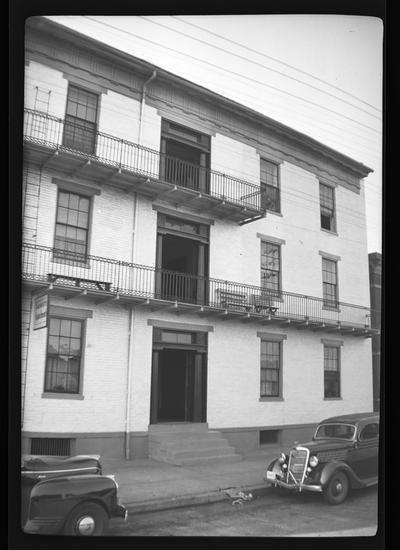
[22,243,377,337]
[23,109,265,224]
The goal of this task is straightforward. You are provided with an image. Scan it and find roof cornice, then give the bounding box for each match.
[26,16,373,179]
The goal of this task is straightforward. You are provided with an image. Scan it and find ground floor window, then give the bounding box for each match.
[324,345,341,398]
[44,317,83,394]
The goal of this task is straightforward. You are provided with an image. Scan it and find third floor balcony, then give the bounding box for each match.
[23,109,265,224]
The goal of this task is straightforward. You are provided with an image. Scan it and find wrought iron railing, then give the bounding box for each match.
[23,109,264,212]
[22,243,371,328]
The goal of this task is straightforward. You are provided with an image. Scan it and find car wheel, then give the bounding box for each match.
[323,471,349,505]
[64,502,109,536]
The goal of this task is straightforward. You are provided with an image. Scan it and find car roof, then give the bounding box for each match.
[318,412,379,425]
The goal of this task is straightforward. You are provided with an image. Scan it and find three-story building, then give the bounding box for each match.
[21,17,377,461]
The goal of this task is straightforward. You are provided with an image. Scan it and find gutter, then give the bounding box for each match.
[125,70,157,460]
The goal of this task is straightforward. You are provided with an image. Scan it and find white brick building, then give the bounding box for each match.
[21,17,377,461]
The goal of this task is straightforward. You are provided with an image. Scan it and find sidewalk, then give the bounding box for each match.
[102,445,281,514]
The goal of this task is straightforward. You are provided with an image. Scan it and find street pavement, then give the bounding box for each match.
[101,445,282,514]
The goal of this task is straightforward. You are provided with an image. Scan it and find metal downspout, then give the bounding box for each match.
[125,70,157,460]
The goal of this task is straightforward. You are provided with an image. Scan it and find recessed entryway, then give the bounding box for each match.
[150,327,207,425]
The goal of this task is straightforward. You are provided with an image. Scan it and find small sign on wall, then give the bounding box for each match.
[33,293,48,330]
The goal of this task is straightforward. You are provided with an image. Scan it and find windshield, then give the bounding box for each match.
[314,423,356,441]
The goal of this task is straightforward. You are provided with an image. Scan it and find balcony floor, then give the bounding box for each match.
[23,278,377,337]
[23,141,264,224]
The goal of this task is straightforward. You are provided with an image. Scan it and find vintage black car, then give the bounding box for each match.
[21,454,127,535]
[265,412,379,504]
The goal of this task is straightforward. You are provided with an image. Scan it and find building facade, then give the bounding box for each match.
[368,252,382,412]
[22,17,377,460]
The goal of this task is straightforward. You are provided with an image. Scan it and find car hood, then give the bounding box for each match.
[293,439,354,453]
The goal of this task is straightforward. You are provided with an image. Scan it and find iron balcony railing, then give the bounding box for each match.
[22,243,371,329]
[23,109,264,212]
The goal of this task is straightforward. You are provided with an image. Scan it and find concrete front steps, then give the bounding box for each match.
[148,423,242,466]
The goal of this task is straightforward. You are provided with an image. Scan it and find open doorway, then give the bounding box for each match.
[157,349,194,422]
[155,214,209,305]
[161,234,198,303]
[150,329,208,425]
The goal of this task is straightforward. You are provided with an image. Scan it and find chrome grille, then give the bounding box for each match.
[287,447,309,484]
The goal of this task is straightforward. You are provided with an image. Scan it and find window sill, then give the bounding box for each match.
[42,392,84,400]
[321,228,338,236]
[259,396,284,402]
[323,397,342,401]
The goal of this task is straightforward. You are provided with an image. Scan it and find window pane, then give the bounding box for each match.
[48,336,59,354]
[68,194,79,210]
[67,209,78,226]
[79,197,90,213]
[58,192,70,208]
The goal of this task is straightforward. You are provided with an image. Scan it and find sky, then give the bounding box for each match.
[47,14,383,253]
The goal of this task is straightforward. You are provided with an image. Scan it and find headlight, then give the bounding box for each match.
[309,455,319,468]
[278,452,287,464]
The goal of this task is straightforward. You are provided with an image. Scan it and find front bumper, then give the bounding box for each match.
[112,502,128,520]
[265,471,323,493]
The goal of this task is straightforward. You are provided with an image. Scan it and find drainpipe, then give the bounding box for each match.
[124,70,157,460]
[138,70,157,146]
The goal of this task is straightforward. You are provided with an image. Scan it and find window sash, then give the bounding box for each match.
[54,191,90,262]
[322,258,338,307]
[45,318,83,394]
[319,183,335,231]
[260,160,280,212]
[324,346,340,397]
[261,242,281,294]
[63,85,98,154]
[260,341,281,397]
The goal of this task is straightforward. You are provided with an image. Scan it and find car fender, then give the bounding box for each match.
[266,458,282,474]
[319,461,365,489]
[25,474,117,534]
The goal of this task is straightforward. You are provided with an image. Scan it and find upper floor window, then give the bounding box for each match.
[260,159,280,213]
[322,257,338,308]
[63,85,98,154]
[319,183,336,232]
[261,241,281,298]
[324,345,340,398]
[54,190,90,262]
[44,317,83,394]
[260,340,281,397]
[160,120,210,193]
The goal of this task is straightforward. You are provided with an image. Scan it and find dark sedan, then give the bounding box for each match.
[21,454,127,535]
[265,412,379,504]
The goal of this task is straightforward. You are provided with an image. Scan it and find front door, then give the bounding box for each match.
[150,343,207,424]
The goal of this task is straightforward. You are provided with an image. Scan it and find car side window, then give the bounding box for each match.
[359,422,379,441]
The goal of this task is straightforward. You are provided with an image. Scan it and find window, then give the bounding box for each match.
[320,183,336,231]
[359,423,379,441]
[44,317,83,394]
[63,85,98,154]
[324,345,340,398]
[160,120,210,192]
[260,340,281,397]
[54,190,90,261]
[261,159,280,213]
[261,241,281,298]
[322,257,338,308]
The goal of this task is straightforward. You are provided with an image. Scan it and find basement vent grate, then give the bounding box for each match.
[260,430,280,445]
[30,438,72,456]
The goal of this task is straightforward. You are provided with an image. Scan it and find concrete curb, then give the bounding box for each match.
[124,483,271,514]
